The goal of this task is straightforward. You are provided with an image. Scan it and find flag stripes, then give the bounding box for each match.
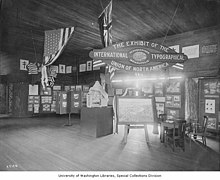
[43,27,74,66]
[26,63,38,74]
[41,26,74,89]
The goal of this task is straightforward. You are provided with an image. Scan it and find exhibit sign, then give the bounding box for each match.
[89,40,188,72]
[116,97,157,124]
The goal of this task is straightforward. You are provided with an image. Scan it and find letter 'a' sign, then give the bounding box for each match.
[89,41,188,72]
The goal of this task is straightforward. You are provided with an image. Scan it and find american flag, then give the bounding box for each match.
[98,0,115,80]
[43,27,74,66]
[41,27,74,89]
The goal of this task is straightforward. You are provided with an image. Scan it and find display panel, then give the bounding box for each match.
[116,97,156,125]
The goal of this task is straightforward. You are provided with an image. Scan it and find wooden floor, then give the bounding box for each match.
[0,115,219,171]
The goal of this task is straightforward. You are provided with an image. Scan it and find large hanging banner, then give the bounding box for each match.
[89,40,188,72]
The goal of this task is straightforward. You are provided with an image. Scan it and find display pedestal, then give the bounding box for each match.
[80,107,113,138]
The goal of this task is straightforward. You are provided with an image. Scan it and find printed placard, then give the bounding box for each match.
[20,59,29,70]
[79,64,86,72]
[205,99,215,114]
[200,43,218,56]
[29,85,39,95]
[167,109,179,119]
[182,45,199,59]
[87,61,93,71]
[66,66,72,73]
[156,103,165,117]
[59,64,66,74]
[207,117,216,129]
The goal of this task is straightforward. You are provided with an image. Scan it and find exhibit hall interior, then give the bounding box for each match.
[0,0,220,175]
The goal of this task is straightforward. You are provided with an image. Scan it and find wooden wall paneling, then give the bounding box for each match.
[12,83,29,117]
[153,26,220,77]
[0,84,7,114]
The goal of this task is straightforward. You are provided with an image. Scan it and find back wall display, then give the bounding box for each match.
[116,97,156,125]
[166,81,181,93]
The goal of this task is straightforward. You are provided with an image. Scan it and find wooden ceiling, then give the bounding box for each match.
[1,0,220,59]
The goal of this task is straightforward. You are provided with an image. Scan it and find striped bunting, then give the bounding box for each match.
[26,62,38,74]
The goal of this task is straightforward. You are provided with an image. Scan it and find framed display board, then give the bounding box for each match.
[116,96,157,125]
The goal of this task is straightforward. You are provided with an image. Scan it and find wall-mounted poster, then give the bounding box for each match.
[155,88,163,96]
[204,80,220,95]
[29,85,38,95]
[116,97,156,124]
[142,83,153,94]
[87,61,93,71]
[41,96,52,104]
[166,81,181,93]
[59,64,66,74]
[167,109,179,119]
[156,103,165,117]
[33,104,39,113]
[66,66,72,73]
[42,104,51,112]
[182,44,199,59]
[70,86,76,91]
[155,97,165,102]
[79,64,86,72]
[53,85,61,91]
[76,85,82,91]
[154,82,163,89]
[20,59,29,71]
[200,43,218,56]
[116,89,123,95]
[165,95,181,108]
[207,117,216,129]
[41,87,52,95]
[205,99,215,114]
[83,85,89,91]
[64,86,71,91]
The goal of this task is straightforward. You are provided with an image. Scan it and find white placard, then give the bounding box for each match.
[155,97,165,102]
[59,64,66,73]
[169,45,180,53]
[182,45,199,59]
[79,64,86,72]
[29,85,38,95]
[50,65,58,73]
[87,61,92,71]
[66,66,72,73]
[156,103,165,117]
[205,99,215,114]
[20,59,29,70]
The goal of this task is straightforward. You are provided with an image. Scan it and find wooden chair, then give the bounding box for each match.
[189,116,208,147]
[165,120,186,152]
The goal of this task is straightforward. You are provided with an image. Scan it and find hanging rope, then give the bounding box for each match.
[99,0,104,11]
[162,0,182,45]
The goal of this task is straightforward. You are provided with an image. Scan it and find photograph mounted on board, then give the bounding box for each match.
[166,81,181,93]
[116,97,157,125]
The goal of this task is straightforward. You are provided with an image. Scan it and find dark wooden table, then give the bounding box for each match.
[160,119,186,143]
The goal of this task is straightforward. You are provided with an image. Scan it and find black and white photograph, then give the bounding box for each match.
[0,0,220,179]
